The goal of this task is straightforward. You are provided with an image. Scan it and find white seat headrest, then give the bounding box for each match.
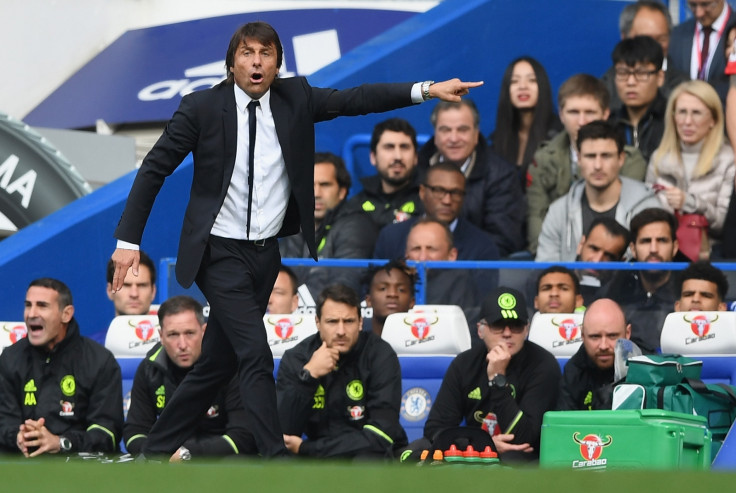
[0,322,27,352]
[660,311,736,355]
[263,313,318,357]
[527,312,584,357]
[104,315,161,357]
[382,305,471,356]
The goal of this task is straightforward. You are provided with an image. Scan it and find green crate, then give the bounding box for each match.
[539,409,711,470]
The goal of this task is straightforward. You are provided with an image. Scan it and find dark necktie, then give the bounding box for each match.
[246,100,260,238]
[698,26,713,81]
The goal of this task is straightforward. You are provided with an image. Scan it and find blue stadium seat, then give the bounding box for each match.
[382,305,472,441]
[660,311,736,385]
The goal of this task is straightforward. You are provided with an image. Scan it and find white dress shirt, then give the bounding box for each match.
[689,4,731,80]
[118,82,426,250]
[210,85,289,240]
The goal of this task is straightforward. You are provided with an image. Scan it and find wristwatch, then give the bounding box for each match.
[488,373,508,389]
[299,367,315,384]
[59,436,72,453]
[421,80,434,101]
[177,446,191,461]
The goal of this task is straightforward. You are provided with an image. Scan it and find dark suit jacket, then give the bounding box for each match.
[669,8,736,104]
[373,215,500,301]
[373,215,500,261]
[114,78,415,287]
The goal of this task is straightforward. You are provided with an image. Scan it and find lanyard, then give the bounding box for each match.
[695,8,731,76]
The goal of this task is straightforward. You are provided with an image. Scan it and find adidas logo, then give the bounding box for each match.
[24,379,37,392]
[155,385,165,396]
[467,387,482,400]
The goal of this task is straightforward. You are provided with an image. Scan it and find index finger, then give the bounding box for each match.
[111,248,140,292]
[461,81,484,88]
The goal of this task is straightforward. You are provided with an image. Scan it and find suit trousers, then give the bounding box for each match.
[142,234,285,457]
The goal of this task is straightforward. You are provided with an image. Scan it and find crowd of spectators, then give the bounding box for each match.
[3,0,736,466]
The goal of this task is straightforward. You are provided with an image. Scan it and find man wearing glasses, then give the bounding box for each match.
[423,287,560,462]
[373,162,500,265]
[670,0,735,103]
[417,99,524,257]
[609,36,667,163]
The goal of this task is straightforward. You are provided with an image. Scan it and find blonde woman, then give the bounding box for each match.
[646,80,735,257]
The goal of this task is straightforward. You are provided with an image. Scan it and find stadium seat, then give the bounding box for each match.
[0,321,27,355]
[384,305,472,355]
[527,312,584,371]
[382,305,471,441]
[104,314,161,422]
[264,313,318,379]
[660,311,736,385]
[105,315,162,358]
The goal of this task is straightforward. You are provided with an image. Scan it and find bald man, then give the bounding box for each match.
[557,298,631,411]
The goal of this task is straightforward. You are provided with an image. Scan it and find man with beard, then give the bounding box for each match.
[536,120,660,261]
[598,208,681,354]
[346,118,422,229]
[277,284,406,458]
[363,259,416,337]
[575,218,630,305]
[557,298,631,411]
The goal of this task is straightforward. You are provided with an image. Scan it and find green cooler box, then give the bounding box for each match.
[539,409,711,470]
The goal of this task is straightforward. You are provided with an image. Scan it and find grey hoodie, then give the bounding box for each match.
[536,176,663,261]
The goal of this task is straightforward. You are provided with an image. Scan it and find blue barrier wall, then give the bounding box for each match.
[0,0,633,334]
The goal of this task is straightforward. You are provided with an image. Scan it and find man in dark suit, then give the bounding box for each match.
[109,21,481,459]
[374,162,499,262]
[669,0,735,104]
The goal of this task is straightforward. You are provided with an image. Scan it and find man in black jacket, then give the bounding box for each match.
[123,296,256,461]
[0,278,122,457]
[346,118,422,229]
[557,298,632,411]
[423,287,560,462]
[277,284,406,458]
[608,36,667,162]
[417,99,525,257]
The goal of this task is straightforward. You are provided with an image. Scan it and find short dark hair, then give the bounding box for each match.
[106,250,157,285]
[629,207,677,242]
[430,99,480,128]
[28,278,73,309]
[611,35,664,70]
[577,120,625,154]
[536,266,581,296]
[557,74,610,111]
[365,259,418,293]
[158,295,205,327]
[425,161,466,185]
[619,1,672,37]
[370,118,418,154]
[314,152,352,191]
[586,217,631,246]
[679,261,729,301]
[316,284,361,320]
[225,21,283,84]
[279,264,299,296]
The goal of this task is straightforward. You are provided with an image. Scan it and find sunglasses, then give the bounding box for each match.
[478,320,527,334]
